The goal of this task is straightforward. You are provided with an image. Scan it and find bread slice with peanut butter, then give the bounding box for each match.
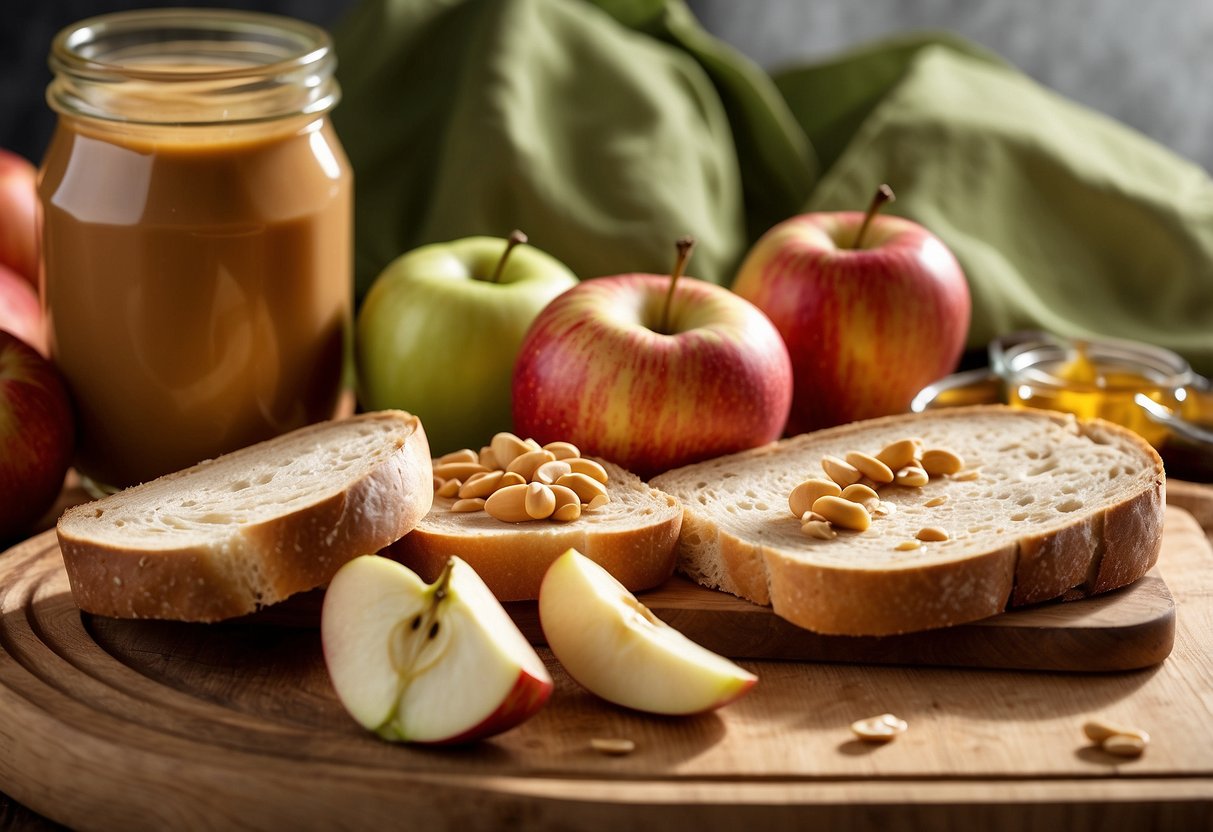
[650,406,1165,636]
[386,434,682,601]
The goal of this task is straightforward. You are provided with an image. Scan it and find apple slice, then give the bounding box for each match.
[321,555,552,743]
[539,549,757,715]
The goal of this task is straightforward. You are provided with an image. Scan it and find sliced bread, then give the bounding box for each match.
[57,411,433,622]
[650,406,1165,636]
[387,460,682,601]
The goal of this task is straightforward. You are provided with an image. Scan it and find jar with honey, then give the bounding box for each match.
[40,9,352,492]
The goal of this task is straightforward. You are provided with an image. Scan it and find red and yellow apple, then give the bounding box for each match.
[732,185,970,433]
[0,332,73,541]
[356,232,577,455]
[0,263,44,355]
[321,554,552,744]
[512,239,792,478]
[0,149,39,287]
[539,549,756,715]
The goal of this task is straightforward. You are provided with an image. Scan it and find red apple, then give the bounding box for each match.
[732,185,971,433]
[512,239,792,478]
[0,149,39,286]
[0,332,73,541]
[0,263,45,355]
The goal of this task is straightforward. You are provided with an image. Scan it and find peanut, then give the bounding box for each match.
[490,432,532,469]
[534,459,573,485]
[450,497,486,513]
[525,482,556,520]
[851,713,908,743]
[895,466,929,488]
[556,472,608,504]
[916,526,950,542]
[924,495,948,507]
[507,448,557,480]
[431,475,444,492]
[458,470,514,499]
[590,738,635,756]
[801,520,836,540]
[821,455,862,488]
[478,445,500,470]
[876,438,922,471]
[921,447,963,476]
[845,451,894,485]
[436,478,462,498]
[1083,719,1149,744]
[435,448,478,466]
[567,457,609,484]
[895,540,921,551]
[840,483,880,509]
[1102,734,1148,758]
[484,484,532,523]
[812,495,871,532]
[550,485,582,522]
[586,494,610,511]
[433,462,491,481]
[543,441,581,460]
[952,468,981,482]
[789,478,842,519]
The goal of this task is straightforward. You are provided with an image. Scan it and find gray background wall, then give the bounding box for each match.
[689,0,1213,173]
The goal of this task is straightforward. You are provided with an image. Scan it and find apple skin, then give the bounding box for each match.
[512,275,792,478]
[356,236,577,455]
[732,211,970,433]
[0,263,45,355]
[0,149,39,286]
[539,549,757,715]
[0,332,73,541]
[321,555,552,744]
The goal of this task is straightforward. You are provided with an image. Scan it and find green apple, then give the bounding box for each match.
[356,232,577,454]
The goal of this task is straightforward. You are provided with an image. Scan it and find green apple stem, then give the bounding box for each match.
[489,230,528,284]
[853,184,895,250]
[658,236,696,334]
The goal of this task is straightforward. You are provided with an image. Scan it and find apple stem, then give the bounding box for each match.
[432,558,455,602]
[658,236,696,334]
[489,230,528,284]
[853,184,895,250]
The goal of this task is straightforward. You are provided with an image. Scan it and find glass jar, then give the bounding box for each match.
[40,9,352,492]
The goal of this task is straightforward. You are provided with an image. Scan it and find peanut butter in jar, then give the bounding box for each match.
[40,9,352,492]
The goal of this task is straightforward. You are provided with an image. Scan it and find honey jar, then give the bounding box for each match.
[913,332,1213,479]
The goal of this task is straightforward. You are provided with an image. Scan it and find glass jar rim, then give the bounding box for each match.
[992,331,1196,391]
[51,8,332,82]
[47,8,339,126]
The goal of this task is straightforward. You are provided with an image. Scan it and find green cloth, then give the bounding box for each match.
[334,0,1213,376]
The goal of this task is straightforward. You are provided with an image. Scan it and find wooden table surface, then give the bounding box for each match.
[1,479,1211,830]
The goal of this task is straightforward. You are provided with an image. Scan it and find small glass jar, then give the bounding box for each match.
[40,9,352,492]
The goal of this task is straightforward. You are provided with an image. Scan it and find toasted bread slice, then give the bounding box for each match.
[57,411,433,622]
[387,460,682,601]
[650,406,1165,636]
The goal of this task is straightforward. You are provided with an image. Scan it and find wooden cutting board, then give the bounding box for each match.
[0,507,1200,831]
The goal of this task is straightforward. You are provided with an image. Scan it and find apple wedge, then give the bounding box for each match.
[321,555,552,743]
[539,549,757,715]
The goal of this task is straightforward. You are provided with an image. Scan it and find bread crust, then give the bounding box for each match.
[388,465,682,601]
[654,406,1166,636]
[57,413,434,622]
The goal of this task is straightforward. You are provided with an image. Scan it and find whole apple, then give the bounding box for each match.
[0,332,73,541]
[0,263,44,355]
[356,232,577,455]
[732,185,970,433]
[0,149,39,286]
[512,239,793,478]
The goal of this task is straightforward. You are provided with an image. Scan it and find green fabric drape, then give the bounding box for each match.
[335,0,1213,375]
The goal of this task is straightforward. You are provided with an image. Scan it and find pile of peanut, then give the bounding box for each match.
[432,432,610,524]
[788,437,977,547]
